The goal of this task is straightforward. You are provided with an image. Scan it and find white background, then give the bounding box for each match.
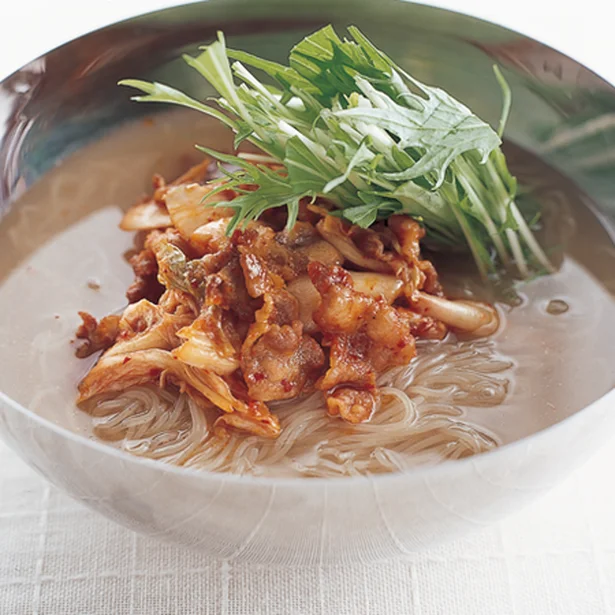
[1,1,614,84]
[1,1,615,614]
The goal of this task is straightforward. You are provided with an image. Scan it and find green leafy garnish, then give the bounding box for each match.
[119,25,554,278]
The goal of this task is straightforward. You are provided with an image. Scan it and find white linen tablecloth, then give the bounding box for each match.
[2,437,615,614]
[2,1,615,613]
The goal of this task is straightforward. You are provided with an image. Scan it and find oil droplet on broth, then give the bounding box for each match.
[546,298,570,315]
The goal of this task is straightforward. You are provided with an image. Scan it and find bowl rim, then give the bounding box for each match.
[1,0,614,487]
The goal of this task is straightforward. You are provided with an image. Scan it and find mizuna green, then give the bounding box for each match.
[120,25,553,279]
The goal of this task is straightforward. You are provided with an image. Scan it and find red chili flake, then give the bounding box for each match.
[397,339,407,349]
[281,379,293,393]
[252,372,265,382]
[123,356,132,365]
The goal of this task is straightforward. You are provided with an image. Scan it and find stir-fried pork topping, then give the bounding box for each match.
[76,161,499,438]
[126,247,164,304]
[309,262,418,423]
[75,313,121,358]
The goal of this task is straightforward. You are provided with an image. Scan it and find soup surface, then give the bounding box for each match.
[0,111,614,477]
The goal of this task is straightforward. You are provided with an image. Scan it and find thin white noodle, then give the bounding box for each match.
[83,336,510,478]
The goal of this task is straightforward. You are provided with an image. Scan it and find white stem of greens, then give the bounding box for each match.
[355,77,391,110]
[232,62,293,118]
[277,120,327,158]
[504,227,529,277]
[511,207,556,273]
[237,152,280,163]
[450,206,489,280]
[482,157,528,276]
[452,163,511,266]
[277,120,372,193]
